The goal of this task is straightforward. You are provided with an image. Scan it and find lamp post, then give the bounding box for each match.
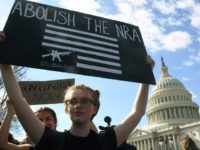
[99,116,113,131]
[99,116,137,150]
[158,135,173,150]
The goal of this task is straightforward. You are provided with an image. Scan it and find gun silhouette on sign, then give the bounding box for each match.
[42,50,72,62]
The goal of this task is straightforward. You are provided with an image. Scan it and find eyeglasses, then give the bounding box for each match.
[64,98,94,107]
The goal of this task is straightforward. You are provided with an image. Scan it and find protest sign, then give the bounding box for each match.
[19,78,75,105]
[0,0,155,84]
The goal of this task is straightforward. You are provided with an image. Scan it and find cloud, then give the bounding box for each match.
[181,77,190,81]
[103,1,194,53]
[189,50,200,62]
[151,0,200,29]
[184,60,194,66]
[162,31,192,52]
[190,4,200,29]
[176,0,195,9]
[55,0,166,53]
[128,0,148,7]
[184,50,200,66]
[159,17,184,26]
[58,0,101,15]
[152,0,195,15]
[152,0,176,15]
[174,66,184,70]
[189,90,198,100]
[107,1,165,52]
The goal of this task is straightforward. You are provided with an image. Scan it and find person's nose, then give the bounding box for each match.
[74,100,83,107]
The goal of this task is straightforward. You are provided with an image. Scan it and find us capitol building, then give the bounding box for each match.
[127,58,200,150]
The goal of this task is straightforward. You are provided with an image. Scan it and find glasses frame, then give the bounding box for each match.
[64,98,94,107]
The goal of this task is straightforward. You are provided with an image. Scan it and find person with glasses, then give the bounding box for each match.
[0,31,155,150]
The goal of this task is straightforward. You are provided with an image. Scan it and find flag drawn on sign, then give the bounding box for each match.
[41,24,122,75]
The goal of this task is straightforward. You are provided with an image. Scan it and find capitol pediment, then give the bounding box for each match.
[130,129,150,137]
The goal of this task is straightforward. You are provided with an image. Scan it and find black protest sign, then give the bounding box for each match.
[0,0,156,84]
[19,78,75,105]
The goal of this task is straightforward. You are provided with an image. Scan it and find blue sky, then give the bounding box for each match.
[0,0,200,138]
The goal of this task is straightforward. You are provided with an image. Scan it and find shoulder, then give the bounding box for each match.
[98,128,117,150]
[35,127,66,150]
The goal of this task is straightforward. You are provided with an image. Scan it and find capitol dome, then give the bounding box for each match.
[146,57,200,130]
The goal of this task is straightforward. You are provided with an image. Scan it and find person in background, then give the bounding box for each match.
[0,31,155,150]
[0,100,57,150]
[20,107,58,145]
[180,136,199,150]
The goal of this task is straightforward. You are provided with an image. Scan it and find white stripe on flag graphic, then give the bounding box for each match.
[77,63,122,74]
[42,42,120,60]
[42,24,122,75]
[43,36,119,54]
[45,29,118,48]
[77,56,121,67]
[46,24,117,42]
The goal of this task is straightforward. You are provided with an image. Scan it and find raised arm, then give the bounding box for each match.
[0,100,15,149]
[0,32,45,144]
[114,56,155,147]
[0,100,31,150]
